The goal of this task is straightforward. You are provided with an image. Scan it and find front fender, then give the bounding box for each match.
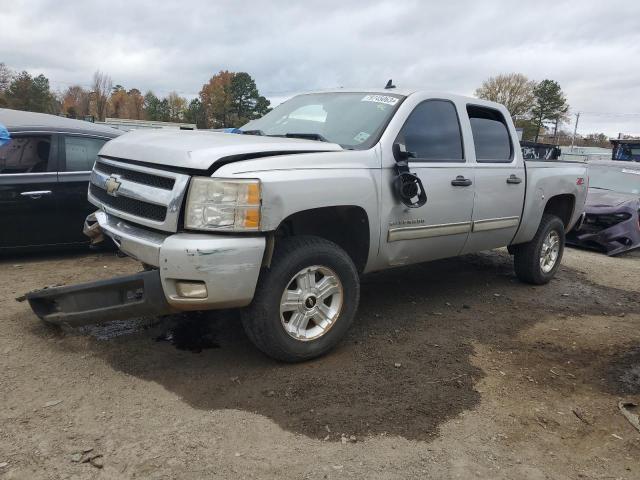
[213,150,382,266]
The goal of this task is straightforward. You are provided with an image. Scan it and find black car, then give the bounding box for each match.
[567,161,640,255]
[0,109,122,251]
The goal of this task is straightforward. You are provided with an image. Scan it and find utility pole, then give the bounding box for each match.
[570,112,580,151]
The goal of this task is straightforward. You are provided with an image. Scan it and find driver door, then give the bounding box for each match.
[378,99,475,267]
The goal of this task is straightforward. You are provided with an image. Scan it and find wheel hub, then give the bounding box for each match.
[540,230,560,274]
[303,295,317,310]
[279,265,344,341]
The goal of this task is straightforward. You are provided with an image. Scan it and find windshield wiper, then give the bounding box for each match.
[273,132,330,143]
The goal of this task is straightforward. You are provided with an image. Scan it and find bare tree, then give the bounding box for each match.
[91,70,112,121]
[475,73,536,118]
[0,62,13,92]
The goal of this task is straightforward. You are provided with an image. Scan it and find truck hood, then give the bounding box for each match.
[99,129,344,171]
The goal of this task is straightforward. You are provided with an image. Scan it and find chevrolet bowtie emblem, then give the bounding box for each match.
[105,175,122,196]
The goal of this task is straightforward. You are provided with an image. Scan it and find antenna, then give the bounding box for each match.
[384,79,396,89]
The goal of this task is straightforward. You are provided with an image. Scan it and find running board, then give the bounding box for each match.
[26,270,173,327]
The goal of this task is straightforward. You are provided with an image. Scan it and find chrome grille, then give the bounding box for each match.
[94,160,175,190]
[89,157,190,232]
[89,184,167,221]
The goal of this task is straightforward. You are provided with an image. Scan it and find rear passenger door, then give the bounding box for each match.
[461,105,526,253]
[0,132,61,248]
[56,134,109,243]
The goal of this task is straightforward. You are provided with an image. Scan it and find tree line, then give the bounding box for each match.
[0,63,270,129]
[475,73,611,147]
[0,62,612,145]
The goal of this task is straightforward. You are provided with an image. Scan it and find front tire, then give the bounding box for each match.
[241,236,360,362]
[513,214,565,285]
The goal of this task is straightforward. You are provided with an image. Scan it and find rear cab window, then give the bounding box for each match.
[467,105,513,163]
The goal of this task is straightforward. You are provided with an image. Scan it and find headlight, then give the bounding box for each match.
[185,177,261,231]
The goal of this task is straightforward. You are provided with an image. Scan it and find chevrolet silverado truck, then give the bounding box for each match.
[27,89,588,362]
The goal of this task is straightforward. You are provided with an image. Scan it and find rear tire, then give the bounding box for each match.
[513,214,565,285]
[241,236,360,362]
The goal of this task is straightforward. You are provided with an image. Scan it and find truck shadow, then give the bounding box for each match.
[41,250,636,441]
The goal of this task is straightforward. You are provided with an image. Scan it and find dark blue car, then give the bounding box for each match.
[611,139,640,162]
[0,109,121,251]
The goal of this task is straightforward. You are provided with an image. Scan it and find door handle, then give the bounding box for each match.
[20,190,52,199]
[506,174,522,184]
[451,176,472,187]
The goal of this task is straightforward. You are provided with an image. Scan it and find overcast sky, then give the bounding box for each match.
[2,0,639,136]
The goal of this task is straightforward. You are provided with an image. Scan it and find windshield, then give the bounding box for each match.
[589,165,640,195]
[241,92,404,149]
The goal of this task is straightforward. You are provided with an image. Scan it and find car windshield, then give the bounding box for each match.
[241,92,404,149]
[589,164,640,195]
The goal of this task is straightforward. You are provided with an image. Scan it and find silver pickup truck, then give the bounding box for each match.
[27,89,588,362]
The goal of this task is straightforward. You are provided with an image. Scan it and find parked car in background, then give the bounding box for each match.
[521,141,561,160]
[611,139,640,162]
[567,161,640,255]
[0,109,122,251]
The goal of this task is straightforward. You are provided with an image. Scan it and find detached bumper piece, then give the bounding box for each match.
[26,270,172,327]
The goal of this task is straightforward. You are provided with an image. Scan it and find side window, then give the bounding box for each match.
[0,135,52,174]
[396,100,464,162]
[63,136,107,172]
[467,106,512,162]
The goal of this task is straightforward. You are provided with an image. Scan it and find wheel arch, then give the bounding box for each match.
[269,206,371,273]
[543,193,576,230]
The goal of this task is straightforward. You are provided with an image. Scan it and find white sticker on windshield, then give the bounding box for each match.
[622,168,640,175]
[361,94,399,106]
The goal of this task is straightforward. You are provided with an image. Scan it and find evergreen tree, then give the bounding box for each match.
[531,80,569,142]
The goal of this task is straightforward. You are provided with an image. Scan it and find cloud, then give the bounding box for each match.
[1,0,639,135]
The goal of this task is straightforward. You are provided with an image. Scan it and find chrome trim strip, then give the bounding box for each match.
[388,221,471,242]
[20,190,52,196]
[472,216,520,232]
[8,130,115,139]
[0,172,58,185]
[58,171,90,176]
[57,171,90,183]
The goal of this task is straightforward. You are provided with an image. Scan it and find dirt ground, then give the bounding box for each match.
[1,246,639,479]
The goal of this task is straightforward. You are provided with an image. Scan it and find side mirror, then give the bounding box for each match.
[392,143,415,162]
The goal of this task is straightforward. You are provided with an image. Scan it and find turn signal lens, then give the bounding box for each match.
[246,183,261,205]
[243,208,260,229]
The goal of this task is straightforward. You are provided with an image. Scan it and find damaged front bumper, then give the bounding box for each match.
[27,211,266,326]
[27,270,172,326]
[566,208,640,256]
